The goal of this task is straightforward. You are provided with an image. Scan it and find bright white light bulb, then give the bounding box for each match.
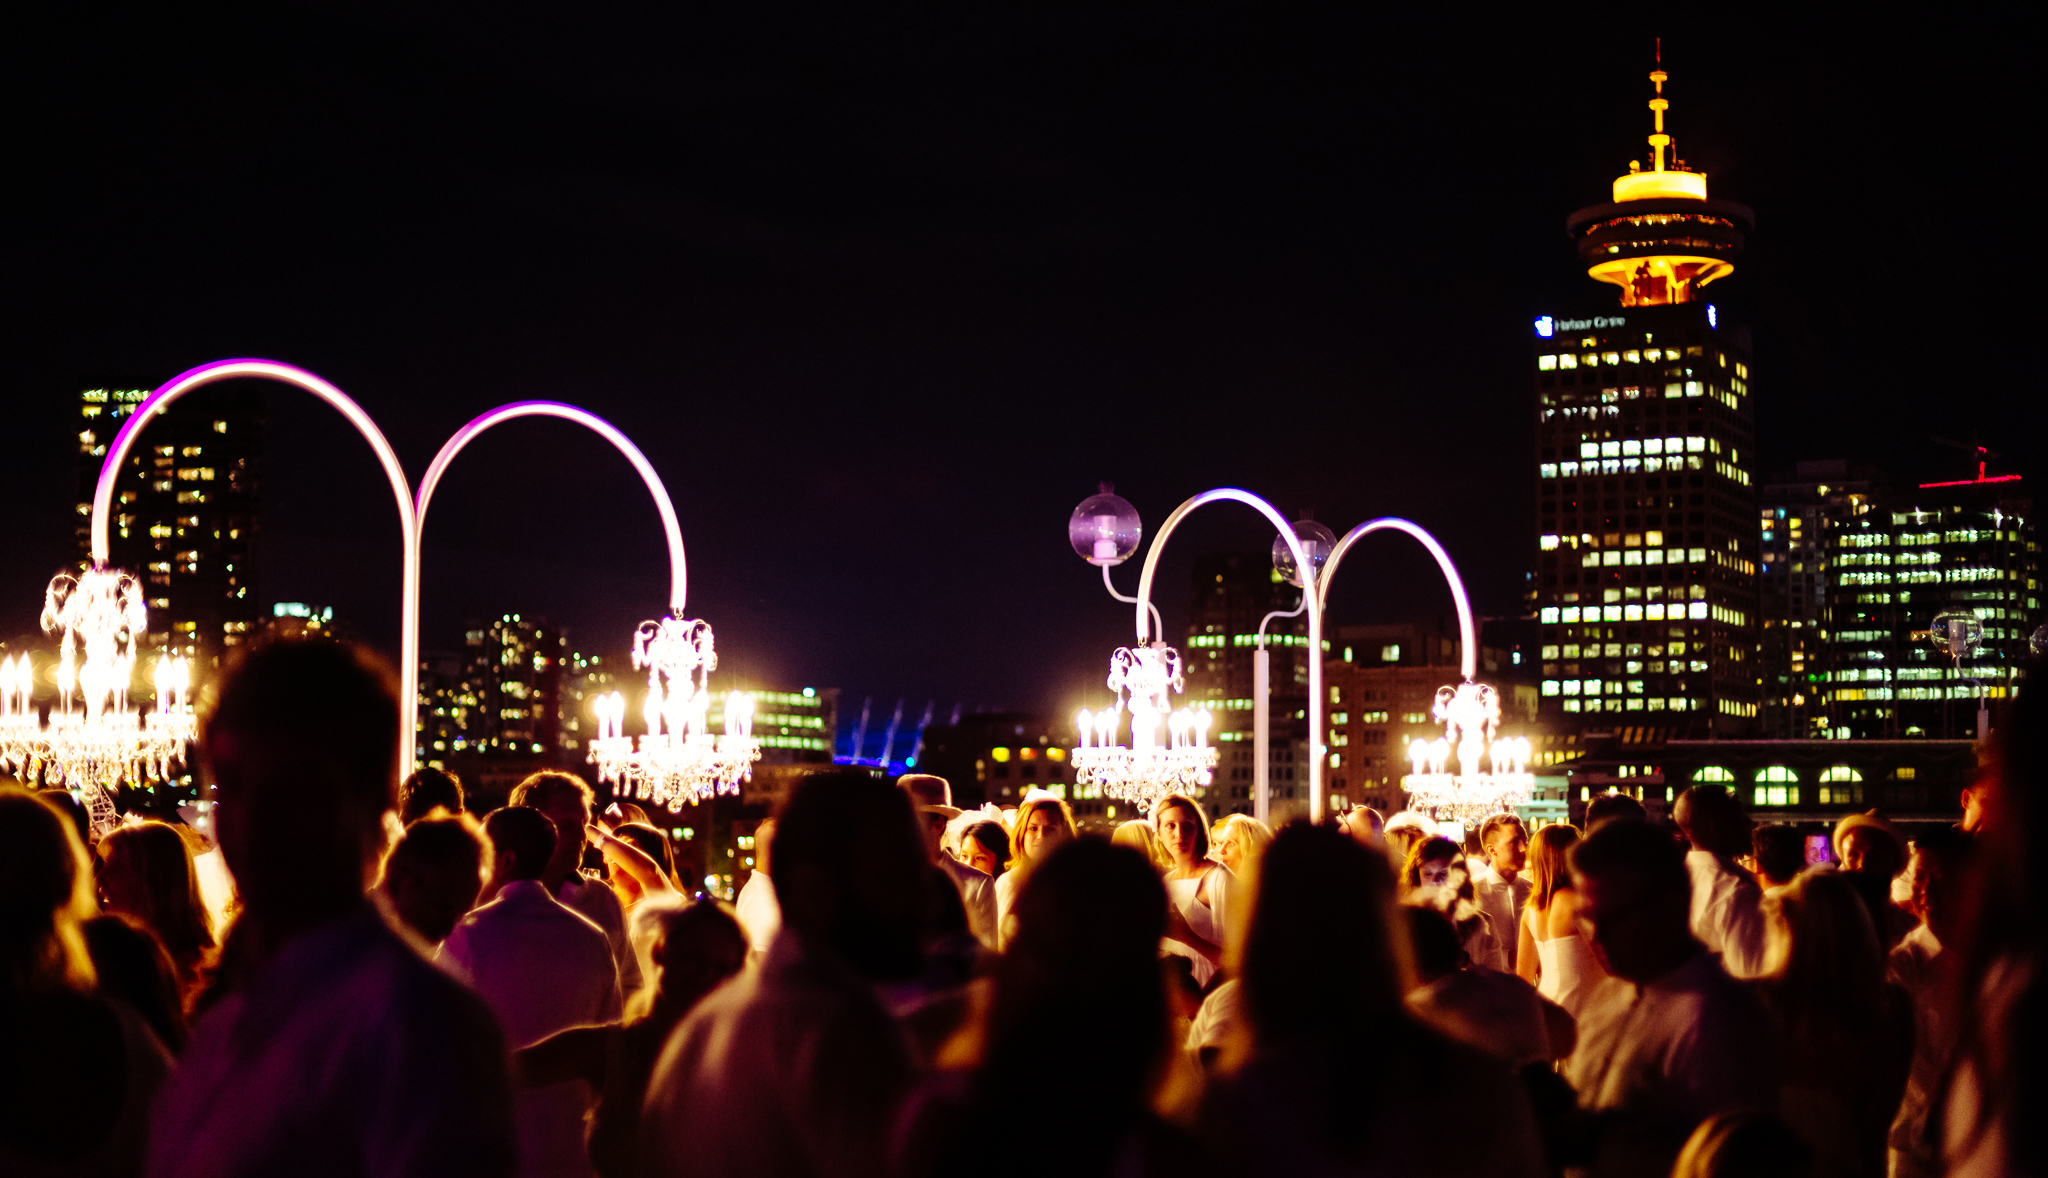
[643,684,664,738]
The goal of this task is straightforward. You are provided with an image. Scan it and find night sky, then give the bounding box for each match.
[3,8,2033,724]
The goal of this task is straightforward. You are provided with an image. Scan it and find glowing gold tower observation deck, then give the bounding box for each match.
[1565,68,1754,307]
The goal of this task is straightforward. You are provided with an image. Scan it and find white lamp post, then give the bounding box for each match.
[1249,520,1335,825]
[1100,489,1326,818]
[410,402,758,806]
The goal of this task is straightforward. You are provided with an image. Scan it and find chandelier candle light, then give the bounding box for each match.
[586,618,760,807]
[1072,487,1321,816]
[1316,518,1535,826]
[0,568,195,833]
[409,399,760,805]
[1071,643,1217,808]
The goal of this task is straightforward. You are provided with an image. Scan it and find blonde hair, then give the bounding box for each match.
[1007,795,1076,874]
[1528,822,1581,912]
[1215,813,1274,872]
[0,788,98,994]
[1111,820,1168,872]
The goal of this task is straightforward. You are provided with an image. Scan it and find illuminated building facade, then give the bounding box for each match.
[1757,462,1879,738]
[1322,624,1550,818]
[1532,68,1760,736]
[1818,468,2036,739]
[76,381,262,672]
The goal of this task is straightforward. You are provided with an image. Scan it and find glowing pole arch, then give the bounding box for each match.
[407,401,689,766]
[1317,518,1478,683]
[1131,488,1326,821]
[92,359,421,771]
[1318,519,1532,828]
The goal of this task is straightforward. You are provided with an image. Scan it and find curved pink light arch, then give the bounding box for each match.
[407,402,688,766]
[91,359,421,770]
[1130,487,1327,821]
[1317,517,1478,683]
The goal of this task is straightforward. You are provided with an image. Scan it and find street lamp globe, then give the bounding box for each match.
[1070,484,1142,566]
[1272,519,1337,587]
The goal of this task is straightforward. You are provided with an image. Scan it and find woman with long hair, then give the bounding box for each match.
[1515,823,1603,1016]
[97,820,217,1011]
[1200,824,1541,1176]
[993,793,1076,948]
[896,839,1201,1177]
[1155,794,1233,987]
[1759,870,1911,1178]
[1,787,172,1175]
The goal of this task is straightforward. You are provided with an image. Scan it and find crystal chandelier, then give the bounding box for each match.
[0,567,196,833]
[587,614,760,808]
[1400,681,1534,826]
[1072,642,1218,809]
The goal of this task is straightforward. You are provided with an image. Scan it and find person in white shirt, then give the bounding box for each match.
[1565,817,1779,1178]
[442,805,622,1178]
[1674,784,1769,978]
[511,772,643,999]
[1468,813,1532,973]
[641,770,926,1178]
[1887,825,1972,1178]
[732,818,781,959]
[148,640,514,1178]
[897,775,996,947]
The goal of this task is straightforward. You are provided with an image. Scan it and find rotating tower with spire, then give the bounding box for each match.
[1528,63,1762,744]
[1566,68,1755,307]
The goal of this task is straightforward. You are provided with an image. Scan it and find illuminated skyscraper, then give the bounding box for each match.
[1817,459,2036,739]
[75,381,262,672]
[1757,462,1880,738]
[1530,67,1761,736]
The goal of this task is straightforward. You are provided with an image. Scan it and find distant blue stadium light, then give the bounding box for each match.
[1534,315,1555,338]
[1706,304,1718,329]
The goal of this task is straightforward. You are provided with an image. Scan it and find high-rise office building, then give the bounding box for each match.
[459,613,568,759]
[1757,462,1880,738]
[1751,454,2039,741]
[1818,461,2036,739]
[1531,68,1761,737]
[76,381,262,672]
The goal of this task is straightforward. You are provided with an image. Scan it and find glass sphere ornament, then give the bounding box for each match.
[1070,484,1142,566]
[1272,519,1338,588]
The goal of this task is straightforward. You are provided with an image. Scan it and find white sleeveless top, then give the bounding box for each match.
[1163,868,1229,987]
[1533,921,1597,1018]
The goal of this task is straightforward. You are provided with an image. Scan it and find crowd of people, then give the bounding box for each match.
[0,636,2040,1177]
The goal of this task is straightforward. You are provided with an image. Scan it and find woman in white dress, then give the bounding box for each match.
[993,794,1076,949]
[1155,794,1232,987]
[1515,822,1602,1017]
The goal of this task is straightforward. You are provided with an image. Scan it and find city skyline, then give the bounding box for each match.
[3,15,2033,724]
